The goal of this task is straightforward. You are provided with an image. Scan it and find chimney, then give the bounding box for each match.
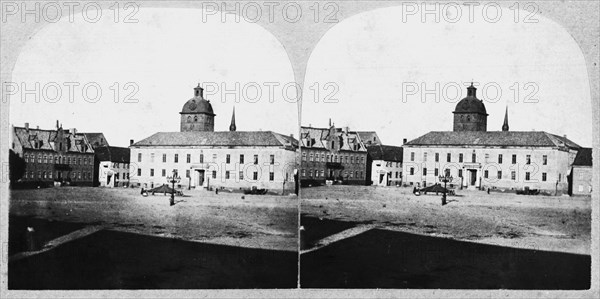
[290,134,294,139]
[70,128,76,135]
[563,134,567,139]
[328,118,332,127]
[130,139,134,146]
[403,138,407,144]
[56,120,59,129]
[36,126,39,129]
[24,123,29,131]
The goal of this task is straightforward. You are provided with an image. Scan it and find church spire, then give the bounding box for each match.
[502,105,509,131]
[229,106,236,131]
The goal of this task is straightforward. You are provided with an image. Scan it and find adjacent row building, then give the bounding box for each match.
[11,122,96,186]
[299,121,369,186]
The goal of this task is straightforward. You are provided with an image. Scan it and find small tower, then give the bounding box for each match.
[502,105,509,131]
[180,84,216,132]
[452,83,489,132]
[229,106,237,132]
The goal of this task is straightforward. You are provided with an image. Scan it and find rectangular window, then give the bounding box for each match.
[239,171,244,180]
[434,168,439,176]
[253,172,258,180]
[187,154,191,163]
[48,171,52,179]
[225,171,230,179]
[350,156,354,164]
[525,172,530,181]
[212,171,217,179]
[254,155,258,164]
[269,172,274,181]
[484,170,489,178]
[472,153,476,163]
[240,154,244,164]
[270,155,275,165]
[226,154,231,164]
[526,155,531,165]
[138,153,142,162]
[161,154,166,163]
[542,172,547,181]
[162,169,166,177]
[458,169,463,177]
[174,154,179,163]
[137,168,142,176]
[511,171,516,180]
[78,172,82,179]
[212,154,217,161]
[410,168,414,175]
[186,169,190,178]
[302,169,306,177]
[423,168,427,176]
[435,153,439,162]
[410,152,415,161]
[459,153,463,163]
[424,152,428,162]
[512,154,517,164]
[150,169,154,176]
[497,171,502,179]
[43,155,47,163]
[199,154,204,163]
[542,155,547,165]
[150,153,155,163]
[498,154,503,164]
[447,153,451,162]
[302,152,307,161]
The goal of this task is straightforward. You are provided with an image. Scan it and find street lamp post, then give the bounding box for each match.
[438,174,453,206]
[167,170,181,206]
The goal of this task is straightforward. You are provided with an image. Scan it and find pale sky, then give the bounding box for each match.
[9,8,297,147]
[8,5,593,148]
[303,6,593,147]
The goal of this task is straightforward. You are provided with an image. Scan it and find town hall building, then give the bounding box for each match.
[129,84,298,193]
[403,83,582,195]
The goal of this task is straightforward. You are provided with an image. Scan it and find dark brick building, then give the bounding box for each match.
[11,122,95,187]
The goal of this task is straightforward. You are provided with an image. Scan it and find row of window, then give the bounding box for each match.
[410,152,549,165]
[110,162,129,169]
[408,167,555,182]
[138,168,273,181]
[25,171,92,180]
[302,169,365,179]
[24,153,92,165]
[138,153,274,165]
[302,152,365,164]
[379,162,401,168]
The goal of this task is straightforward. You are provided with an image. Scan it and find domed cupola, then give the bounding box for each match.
[452,83,488,132]
[180,84,216,132]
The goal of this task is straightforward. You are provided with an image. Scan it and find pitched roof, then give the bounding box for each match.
[13,126,94,153]
[300,126,367,152]
[131,131,297,149]
[357,131,382,146]
[82,133,109,147]
[367,145,403,162]
[572,148,592,166]
[405,131,581,148]
[94,146,130,163]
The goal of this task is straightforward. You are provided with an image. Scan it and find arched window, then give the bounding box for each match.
[187,116,191,122]
[467,115,471,121]
[194,116,198,122]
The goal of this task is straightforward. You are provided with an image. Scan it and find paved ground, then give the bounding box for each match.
[300,185,591,289]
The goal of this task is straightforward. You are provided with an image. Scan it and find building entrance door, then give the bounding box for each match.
[469,169,477,186]
[197,170,205,187]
